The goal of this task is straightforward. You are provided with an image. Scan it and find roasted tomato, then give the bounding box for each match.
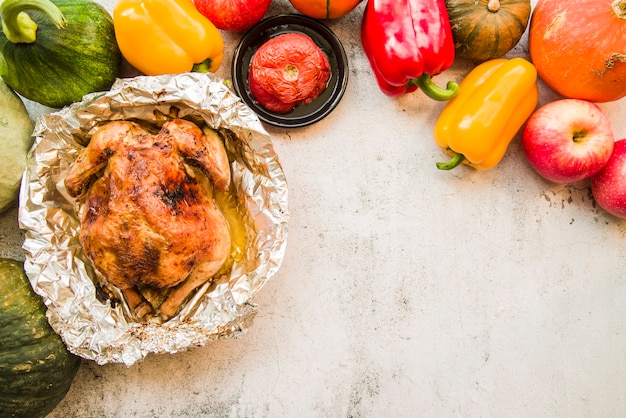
[248,33,331,113]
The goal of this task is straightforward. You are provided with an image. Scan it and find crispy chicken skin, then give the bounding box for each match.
[64,119,231,319]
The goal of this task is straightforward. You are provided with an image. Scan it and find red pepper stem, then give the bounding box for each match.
[414,74,460,101]
[436,152,466,170]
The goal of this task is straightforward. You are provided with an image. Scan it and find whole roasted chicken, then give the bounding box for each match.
[64,118,231,320]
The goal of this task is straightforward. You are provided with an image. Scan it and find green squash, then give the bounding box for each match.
[0,0,122,108]
[0,258,81,418]
[445,0,531,62]
[0,78,33,214]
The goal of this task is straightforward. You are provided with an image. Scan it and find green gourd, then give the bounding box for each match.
[0,258,81,418]
[0,79,33,214]
[445,0,531,62]
[0,0,122,108]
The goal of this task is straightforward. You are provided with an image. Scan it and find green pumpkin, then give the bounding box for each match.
[0,258,81,418]
[0,0,122,108]
[445,0,531,62]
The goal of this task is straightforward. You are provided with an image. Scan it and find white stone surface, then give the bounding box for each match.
[2,0,626,416]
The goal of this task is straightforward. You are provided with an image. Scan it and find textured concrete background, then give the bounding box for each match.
[2,0,626,416]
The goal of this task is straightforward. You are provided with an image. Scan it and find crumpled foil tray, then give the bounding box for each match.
[18,73,289,366]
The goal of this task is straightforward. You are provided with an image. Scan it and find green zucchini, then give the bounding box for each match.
[0,258,81,418]
[0,0,122,108]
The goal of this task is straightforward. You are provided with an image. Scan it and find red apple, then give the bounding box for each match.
[194,0,272,32]
[591,139,626,218]
[522,99,615,184]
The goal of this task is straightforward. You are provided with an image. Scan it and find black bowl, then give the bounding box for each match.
[231,14,349,128]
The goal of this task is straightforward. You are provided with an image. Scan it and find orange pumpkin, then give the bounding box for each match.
[288,0,363,19]
[529,0,626,103]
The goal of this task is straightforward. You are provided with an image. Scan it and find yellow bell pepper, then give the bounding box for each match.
[113,0,224,76]
[434,58,539,170]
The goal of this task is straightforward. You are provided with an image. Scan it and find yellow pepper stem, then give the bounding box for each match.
[436,152,466,170]
[191,59,215,73]
[413,74,460,101]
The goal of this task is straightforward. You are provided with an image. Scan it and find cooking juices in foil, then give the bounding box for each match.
[18,73,289,366]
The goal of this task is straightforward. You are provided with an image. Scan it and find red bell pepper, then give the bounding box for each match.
[361,0,459,100]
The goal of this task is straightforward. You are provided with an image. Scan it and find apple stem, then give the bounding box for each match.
[613,0,626,19]
[436,152,466,170]
[572,129,587,142]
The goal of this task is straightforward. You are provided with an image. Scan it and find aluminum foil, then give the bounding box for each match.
[18,72,289,366]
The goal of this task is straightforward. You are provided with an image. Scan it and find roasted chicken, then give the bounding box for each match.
[64,118,231,319]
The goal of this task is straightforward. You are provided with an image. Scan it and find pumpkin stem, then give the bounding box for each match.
[487,0,501,13]
[612,0,626,19]
[0,0,66,44]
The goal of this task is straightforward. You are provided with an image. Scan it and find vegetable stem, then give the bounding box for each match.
[1,0,66,44]
[436,152,466,170]
[613,0,626,19]
[414,74,460,101]
[192,58,214,73]
[487,0,501,13]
